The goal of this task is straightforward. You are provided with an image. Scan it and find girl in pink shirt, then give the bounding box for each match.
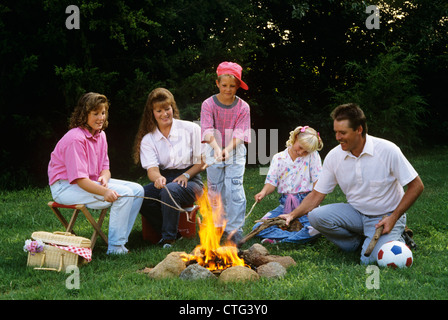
[48,92,144,255]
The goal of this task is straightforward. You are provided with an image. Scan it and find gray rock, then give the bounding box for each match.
[256,262,287,279]
[147,251,187,279]
[180,264,215,280]
[218,265,260,282]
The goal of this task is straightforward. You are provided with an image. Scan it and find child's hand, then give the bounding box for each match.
[221,148,230,161]
[98,176,108,188]
[254,191,266,203]
[213,147,223,161]
[104,189,119,202]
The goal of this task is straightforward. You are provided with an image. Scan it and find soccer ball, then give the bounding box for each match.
[377,241,413,269]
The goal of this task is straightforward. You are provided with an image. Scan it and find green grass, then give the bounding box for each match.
[1,147,448,301]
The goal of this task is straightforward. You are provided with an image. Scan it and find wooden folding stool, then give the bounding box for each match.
[47,201,109,249]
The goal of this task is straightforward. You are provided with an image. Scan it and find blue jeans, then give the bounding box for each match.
[50,178,144,246]
[252,193,319,244]
[205,143,246,233]
[141,168,204,240]
[308,203,407,264]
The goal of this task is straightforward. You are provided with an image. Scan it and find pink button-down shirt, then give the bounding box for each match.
[200,95,251,148]
[48,127,109,185]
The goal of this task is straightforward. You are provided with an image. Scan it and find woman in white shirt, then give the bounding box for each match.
[133,88,205,247]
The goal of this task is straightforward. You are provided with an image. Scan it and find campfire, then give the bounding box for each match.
[140,188,297,281]
[181,190,249,273]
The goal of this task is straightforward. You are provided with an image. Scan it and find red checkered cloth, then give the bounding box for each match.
[52,244,92,262]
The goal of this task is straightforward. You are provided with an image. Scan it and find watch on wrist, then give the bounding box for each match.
[182,172,190,180]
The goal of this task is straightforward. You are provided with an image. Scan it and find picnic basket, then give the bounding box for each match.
[26,231,91,272]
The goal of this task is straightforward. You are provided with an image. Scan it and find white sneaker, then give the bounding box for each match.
[107,244,129,255]
[308,226,320,237]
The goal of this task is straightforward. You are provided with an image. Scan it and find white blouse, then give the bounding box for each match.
[140,119,204,170]
[265,148,322,194]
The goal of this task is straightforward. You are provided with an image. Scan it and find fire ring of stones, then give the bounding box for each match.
[138,243,296,282]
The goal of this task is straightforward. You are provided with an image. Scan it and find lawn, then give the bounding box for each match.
[1,147,447,304]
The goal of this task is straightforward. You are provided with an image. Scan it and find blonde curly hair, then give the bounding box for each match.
[286,126,323,153]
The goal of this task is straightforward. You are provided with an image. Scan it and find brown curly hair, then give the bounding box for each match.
[69,92,109,131]
[133,88,180,164]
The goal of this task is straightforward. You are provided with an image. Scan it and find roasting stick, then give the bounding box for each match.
[364,215,387,257]
[93,186,187,213]
[202,157,220,170]
[245,201,258,221]
[202,154,258,220]
[226,200,259,245]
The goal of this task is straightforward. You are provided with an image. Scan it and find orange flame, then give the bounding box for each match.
[182,188,246,271]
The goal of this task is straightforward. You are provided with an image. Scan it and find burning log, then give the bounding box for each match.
[182,245,248,275]
[180,188,251,273]
[238,217,303,247]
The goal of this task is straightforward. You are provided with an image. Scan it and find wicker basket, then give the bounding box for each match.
[26,231,91,272]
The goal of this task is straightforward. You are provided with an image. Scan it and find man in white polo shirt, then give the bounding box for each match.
[280,103,424,264]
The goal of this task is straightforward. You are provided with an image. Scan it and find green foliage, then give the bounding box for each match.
[172,70,217,121]
[330,46,427,150]
[55,65,120,108]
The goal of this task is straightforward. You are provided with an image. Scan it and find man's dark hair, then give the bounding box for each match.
[331,103,368,137]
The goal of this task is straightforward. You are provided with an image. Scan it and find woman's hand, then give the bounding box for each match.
[154,176,167,189]
[173,174,189,188]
